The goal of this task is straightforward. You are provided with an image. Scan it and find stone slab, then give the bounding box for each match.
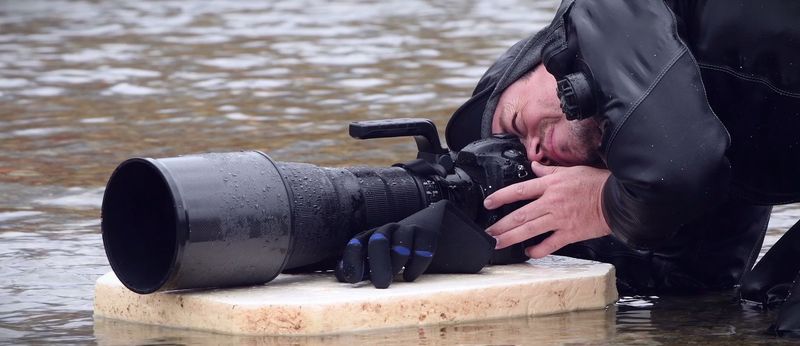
[93,256,617,336]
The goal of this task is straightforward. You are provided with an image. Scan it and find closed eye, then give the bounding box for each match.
[511,112,523,136]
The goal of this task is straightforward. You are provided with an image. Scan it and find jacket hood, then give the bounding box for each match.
[444,28,551,152]
[444,1,574,152]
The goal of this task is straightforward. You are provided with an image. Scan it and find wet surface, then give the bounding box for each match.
[1,0,799,344]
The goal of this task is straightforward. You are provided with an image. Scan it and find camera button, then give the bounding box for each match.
[502,149,523,160]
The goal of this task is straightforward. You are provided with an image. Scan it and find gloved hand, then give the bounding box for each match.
[335,200,496,288]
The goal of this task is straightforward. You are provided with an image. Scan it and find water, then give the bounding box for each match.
[0,0,798,344]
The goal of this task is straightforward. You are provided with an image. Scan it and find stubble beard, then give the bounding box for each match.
[568,119,604,167]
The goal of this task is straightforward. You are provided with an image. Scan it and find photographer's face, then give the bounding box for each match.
[491,64,603,167]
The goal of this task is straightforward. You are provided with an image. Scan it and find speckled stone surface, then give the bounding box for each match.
[93,256,617,336]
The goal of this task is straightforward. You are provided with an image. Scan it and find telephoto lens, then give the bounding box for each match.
[101,151,428,294]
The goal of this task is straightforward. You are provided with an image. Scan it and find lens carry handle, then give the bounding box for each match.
[349,118,454,175]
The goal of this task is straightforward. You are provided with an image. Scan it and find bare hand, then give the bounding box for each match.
[483,161,612,258]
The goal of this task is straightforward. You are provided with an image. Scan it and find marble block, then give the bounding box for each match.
[93,256,617,336]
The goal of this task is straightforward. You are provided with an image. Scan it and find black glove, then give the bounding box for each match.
[335,200,496,288]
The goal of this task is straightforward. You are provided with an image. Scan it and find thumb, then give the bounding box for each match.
[531,161,559,176]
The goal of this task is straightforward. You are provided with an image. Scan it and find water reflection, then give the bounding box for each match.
[1,0,799,344]
[615,293,791,345]
[93,309,616,346]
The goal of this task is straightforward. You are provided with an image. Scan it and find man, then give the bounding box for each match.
[338,0,799,318]
[445,0,800,335]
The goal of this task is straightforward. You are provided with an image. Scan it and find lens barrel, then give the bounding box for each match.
[101,151,426,293]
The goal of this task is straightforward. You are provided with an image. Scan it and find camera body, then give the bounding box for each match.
[350,118,533,229]
[454,133,532,227]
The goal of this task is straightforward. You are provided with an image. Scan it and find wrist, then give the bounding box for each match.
[595,171,612,236]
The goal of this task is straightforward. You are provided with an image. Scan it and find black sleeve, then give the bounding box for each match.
[544,0,731,249]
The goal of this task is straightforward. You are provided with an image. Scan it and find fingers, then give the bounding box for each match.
[339,223,440,288]
[391,225,414,275]
[492,214,555,250]
[485,199,549,237]
[530,161,559,176]
[367,225,396,289]
[335,230,372,284]
[402,226,437,282]
[482,164,612,260]
[525,230,570,259]
[484,177,547,211]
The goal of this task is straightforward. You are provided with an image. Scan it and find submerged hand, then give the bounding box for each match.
[483,161,612,258]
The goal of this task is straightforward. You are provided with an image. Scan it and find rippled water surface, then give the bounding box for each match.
[1,1,798,344]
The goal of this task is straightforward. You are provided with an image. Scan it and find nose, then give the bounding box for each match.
[525,136,547,163]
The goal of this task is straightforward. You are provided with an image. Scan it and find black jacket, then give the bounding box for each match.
[446,0,800,251]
